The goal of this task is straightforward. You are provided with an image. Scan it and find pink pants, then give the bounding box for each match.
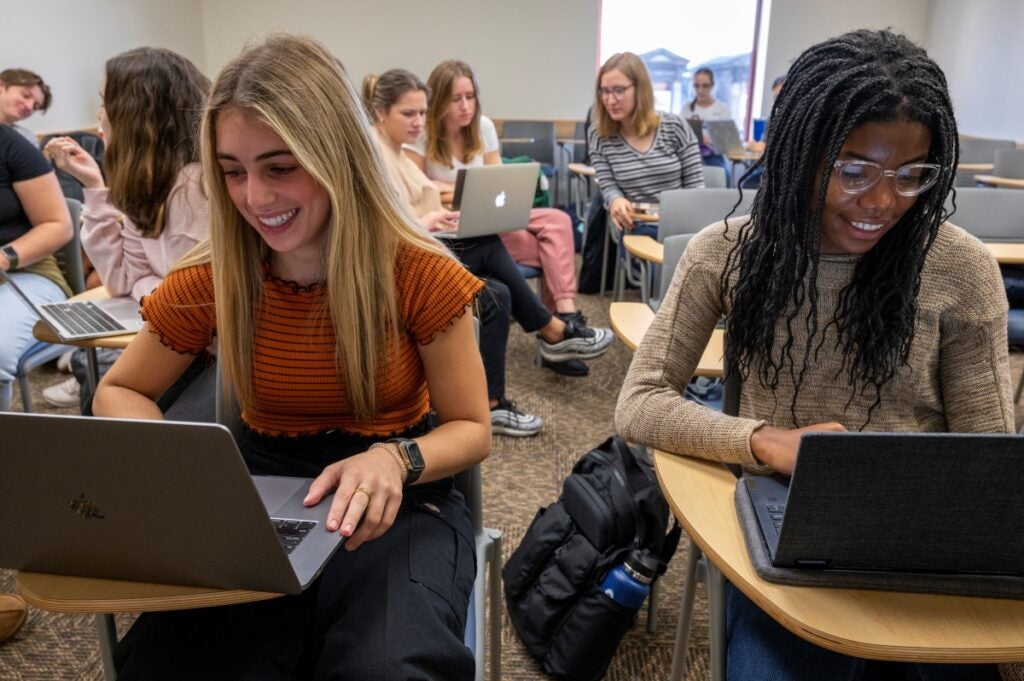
[500,208,577,312]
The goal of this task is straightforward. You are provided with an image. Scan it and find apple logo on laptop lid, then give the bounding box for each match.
[494,191,506,208]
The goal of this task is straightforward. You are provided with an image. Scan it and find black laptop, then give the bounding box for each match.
[743,432,1024,576]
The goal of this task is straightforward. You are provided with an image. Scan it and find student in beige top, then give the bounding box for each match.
[616,30,1009,681]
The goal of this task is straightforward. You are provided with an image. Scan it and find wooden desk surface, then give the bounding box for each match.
[609,302,724,377]
[958,162,994,172]
[986,242,1024,264]
[727,149,762,162]
[654,453,1024,662]
[567,163,595,177]
[975,175,1024,189]
[18,571,280,614]
[623,235,663,264]
[31,286,138,350]
[557,138,585,145]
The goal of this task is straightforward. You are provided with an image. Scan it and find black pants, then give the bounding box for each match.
[448,235,552,332]
[478,279,510,399]
[114,426,476,681]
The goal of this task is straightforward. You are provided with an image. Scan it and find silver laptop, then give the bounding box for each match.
[1,269,144,340]
[743,432,1024,575]
[0,413,345,594]
[704,119,745,155]
[437,162,539,239]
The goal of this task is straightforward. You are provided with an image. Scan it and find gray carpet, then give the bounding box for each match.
[2,286,1023,680]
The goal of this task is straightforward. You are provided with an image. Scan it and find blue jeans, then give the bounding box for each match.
[726,582,1001,681]
[0,271,67,411]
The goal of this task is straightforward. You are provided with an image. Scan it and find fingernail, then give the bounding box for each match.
[327,519,338,531]
[342,523,353,534]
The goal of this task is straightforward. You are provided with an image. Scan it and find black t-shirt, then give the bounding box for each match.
[0,125,53,244]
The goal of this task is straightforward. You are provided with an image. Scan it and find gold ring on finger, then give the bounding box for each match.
[354,486,373,504]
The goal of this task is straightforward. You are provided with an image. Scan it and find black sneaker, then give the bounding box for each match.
[490,398,543,437]
[537,313,614,363]
[539,357,589,376]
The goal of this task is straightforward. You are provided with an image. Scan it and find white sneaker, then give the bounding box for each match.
[56,349,75,373]
[42,376,81,408]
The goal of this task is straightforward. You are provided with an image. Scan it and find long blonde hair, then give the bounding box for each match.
[593,52,659,139]
[425,60,482,167]
[194,33,453,419]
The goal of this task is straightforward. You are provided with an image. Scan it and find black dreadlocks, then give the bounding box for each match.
[722,29,959,424]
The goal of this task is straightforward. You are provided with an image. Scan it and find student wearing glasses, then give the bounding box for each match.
[616,30,1009,681]
[588,52,705,237]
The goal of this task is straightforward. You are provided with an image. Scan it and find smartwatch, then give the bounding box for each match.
[1,245,18,271]
[389,438,425,486]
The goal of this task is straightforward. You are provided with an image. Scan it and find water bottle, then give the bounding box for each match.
[599,549,660,609]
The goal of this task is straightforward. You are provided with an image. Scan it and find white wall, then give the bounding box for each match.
[925,0,1024,140]
[0,0,206,136]
[199,0,600,121]
[758,0,931,118]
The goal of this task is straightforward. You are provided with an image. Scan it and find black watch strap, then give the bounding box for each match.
[389,438,424,486]
[2,245,19,271]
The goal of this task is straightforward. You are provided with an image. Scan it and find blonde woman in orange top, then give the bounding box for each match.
[93,34,489,679]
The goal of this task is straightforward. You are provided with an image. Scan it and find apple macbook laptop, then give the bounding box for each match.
[437,162,540,239]
[1,269,144,341]
[704,119,745,156]
[742,432,1024,575]
[0,413,345,594]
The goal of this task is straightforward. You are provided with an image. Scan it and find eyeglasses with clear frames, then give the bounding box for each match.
[598,84,634,100]
[832,160,943,197]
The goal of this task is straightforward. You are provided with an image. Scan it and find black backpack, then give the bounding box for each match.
[502,436,681,680]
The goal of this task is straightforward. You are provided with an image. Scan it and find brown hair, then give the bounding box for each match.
[103,48,210,238]
[688,67,715,112]
[425,60,482,167]
[593,52,658,139]
[0,68,52,112]
[362,69,429,120]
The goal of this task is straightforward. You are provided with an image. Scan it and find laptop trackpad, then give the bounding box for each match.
[254,476,308,515]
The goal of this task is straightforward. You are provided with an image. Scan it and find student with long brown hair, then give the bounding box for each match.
[42,47,210,408]
[93,33,489,678]
[408,59,612,376]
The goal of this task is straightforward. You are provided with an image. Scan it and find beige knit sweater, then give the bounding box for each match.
[615,220,1015,469]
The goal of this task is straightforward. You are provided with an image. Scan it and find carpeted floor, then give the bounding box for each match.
[2,285,1023,680]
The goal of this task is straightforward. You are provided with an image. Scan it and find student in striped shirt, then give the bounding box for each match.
[93,34,489,679]
[588,52,705,238]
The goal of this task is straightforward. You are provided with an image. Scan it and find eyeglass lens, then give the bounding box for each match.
[834,161,940,196]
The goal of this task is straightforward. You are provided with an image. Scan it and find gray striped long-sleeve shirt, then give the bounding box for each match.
[588,112,705,204]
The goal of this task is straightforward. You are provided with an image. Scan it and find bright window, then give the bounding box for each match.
[600,0,760,136]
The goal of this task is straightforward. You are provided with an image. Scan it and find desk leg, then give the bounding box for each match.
[669,543,702,681]
[707,562,727,681]
[96,613,117,681]
[85,348,100,396]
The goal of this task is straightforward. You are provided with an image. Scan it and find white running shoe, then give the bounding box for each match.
[42,376,81,408]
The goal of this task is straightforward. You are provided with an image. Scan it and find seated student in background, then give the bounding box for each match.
[93,33,489,679]
[0,125,73,412]
[407,59,613,378]
[588,52,704,239]
[684,67,732,179]
[0,69,51,146]
[364,68,543,437]
[616,29,1009,681]
[40,47,211,411]
[746,73,786,155]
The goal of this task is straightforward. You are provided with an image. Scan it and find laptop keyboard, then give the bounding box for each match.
[48,301,127,335]
[766,503,785,531]
[272,518,317,555]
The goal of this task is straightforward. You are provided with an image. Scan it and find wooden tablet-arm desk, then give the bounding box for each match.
[654,452,1024,667]
[18,572,279,681]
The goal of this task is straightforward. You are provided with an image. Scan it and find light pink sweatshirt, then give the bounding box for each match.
[80,163,209,301]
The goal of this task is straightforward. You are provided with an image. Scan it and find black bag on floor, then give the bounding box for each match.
[502,436,681,680]
[577,197,614,294]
